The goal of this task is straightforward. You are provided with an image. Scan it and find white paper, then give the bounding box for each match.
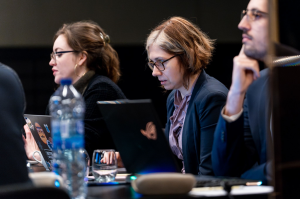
[189,186,273,197]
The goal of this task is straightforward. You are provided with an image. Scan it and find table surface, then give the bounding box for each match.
[28,163,270,199]
[87,184,269,199]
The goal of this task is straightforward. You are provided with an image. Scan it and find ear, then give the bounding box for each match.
[77,51,88,66]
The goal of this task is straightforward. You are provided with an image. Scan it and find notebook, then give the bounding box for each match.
[24,114,52,171]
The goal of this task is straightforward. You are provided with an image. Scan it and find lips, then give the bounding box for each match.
[242,33,252,43]
[52,69,58,75]
[159,80,167,85]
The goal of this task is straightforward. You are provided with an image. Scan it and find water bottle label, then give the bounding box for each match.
[60,121,69,138]
[51,120,60,136]
[65,136,84,149]
[76,120,84,135]
[52,120,62,150]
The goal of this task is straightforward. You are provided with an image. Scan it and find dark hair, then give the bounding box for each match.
[54,20,120,83]
[146,17,214,89]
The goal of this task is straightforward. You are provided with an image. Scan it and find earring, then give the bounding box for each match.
[74,64,88,77]
[74,64,80,77]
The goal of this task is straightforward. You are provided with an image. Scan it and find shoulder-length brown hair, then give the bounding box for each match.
[54,20,121,83]
[146,17,215,89]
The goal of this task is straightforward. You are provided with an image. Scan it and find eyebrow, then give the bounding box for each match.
[54,47,63,52]
[248,7,267,12]
[149,57,167,62]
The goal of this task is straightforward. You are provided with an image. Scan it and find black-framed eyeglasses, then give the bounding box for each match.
[50,51,78,62]
[241,9,268,21]
[148,55,179,72]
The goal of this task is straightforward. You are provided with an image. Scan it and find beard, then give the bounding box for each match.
[244,41,267,60]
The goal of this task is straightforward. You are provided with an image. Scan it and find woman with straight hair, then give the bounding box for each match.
[145,17,228,175]
[23,21,126,159]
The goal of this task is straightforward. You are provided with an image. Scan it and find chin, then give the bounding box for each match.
[244,48,265,60]
[54,77,61,84]
[163,85,172,90]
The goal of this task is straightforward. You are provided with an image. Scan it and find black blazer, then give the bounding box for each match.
[0,63,31,186]
[46,73,126,158]
[165,70,228,175]
[81,74,126,158]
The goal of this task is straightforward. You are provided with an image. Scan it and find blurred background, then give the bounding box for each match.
[0,0,249,125]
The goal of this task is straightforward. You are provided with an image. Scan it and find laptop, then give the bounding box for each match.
[24,114,52,171]
[97,99,180,174]
[97,99,261,187]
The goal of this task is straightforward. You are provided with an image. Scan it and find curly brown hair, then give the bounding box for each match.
[54,20,120,83]
[146,17,215,89]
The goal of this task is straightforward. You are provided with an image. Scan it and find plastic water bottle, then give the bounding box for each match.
[49,79,86,199]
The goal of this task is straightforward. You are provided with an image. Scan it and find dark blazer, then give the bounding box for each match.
[81,74,126,158]
[46,72,126,158]
[212,43,300,184]
[212,68,270,184]
[165,70,228,175]
[0,63,31,186]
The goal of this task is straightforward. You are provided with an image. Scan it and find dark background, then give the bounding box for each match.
[272,0,300,197]
[0,0,249,125]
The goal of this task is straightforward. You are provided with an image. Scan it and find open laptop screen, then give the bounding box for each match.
[97,99,180,174]
[24,114,52,170]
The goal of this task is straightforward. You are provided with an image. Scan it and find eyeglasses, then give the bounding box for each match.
[241,9,268,21]
[148,55,178,72]
[50,51,78,63]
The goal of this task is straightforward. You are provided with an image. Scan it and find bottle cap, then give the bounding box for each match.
[60,79,72,85]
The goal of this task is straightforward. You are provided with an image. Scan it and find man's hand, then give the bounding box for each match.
[224,46,260,116]
[22,124,41,161]
[230,46,260,94]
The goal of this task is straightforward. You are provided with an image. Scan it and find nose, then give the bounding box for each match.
[152,66,162,77]
[238,15,251,32]
[49,58,56,66]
